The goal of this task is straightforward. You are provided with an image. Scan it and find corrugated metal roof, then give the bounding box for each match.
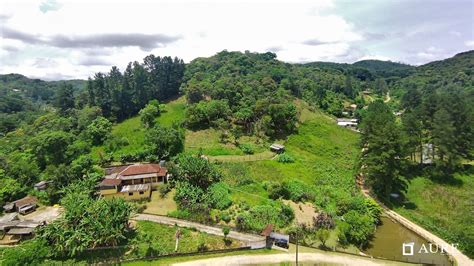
[7,227,35,235]
[119,173,157,180]
[120,184,150,193]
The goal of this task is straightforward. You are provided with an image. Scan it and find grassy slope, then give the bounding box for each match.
[395,173,474,257]
[90,97,186,160]
[222,108,360,207]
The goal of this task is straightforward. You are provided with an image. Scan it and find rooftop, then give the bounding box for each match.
[120,184,150,193]
[120,164,163,176]
[99,178,122,187]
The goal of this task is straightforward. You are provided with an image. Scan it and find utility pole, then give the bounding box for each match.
[295,227,299,266]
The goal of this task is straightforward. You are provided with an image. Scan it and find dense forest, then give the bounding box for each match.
[0,50,473,262]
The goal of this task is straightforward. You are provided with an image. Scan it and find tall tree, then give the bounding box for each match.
[55,84,75,114]
[401,109,423,163]
[360,101,406,198]
[432,107,457,174]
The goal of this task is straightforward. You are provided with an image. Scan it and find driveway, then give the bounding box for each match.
[133,214,264,244]
[21,206,62,223]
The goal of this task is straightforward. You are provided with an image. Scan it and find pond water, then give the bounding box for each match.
[364,216,452,266]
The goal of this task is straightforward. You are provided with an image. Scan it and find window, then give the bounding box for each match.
[128,192,133,196]
[139,191,144,195]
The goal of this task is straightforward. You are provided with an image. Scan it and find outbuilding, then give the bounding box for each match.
[270,144,285,153]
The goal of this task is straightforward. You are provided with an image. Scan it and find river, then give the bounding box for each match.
[364,216,452,265]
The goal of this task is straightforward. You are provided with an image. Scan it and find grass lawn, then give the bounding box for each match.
[155,96,186,127]
[143,189,177,216]
[394,172,474,258]
[185,129,268,156]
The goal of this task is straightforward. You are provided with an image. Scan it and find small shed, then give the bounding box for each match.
[270,144,285,153]
[34,181,52,191]
[3,196,38,214]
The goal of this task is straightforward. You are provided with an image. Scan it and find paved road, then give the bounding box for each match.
[173,252,414,266]
[133,214,264,244]
[360,187,473,266]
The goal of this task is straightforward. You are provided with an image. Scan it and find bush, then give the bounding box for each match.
[168,209,191,219]
[174,182,207,209]
[239,144,254,155]
[276,153,295,163]
[104,136,129,153]
[220,212,231,223]
[159,183,172,198]
[208,182,232,210]
[285,180,314,202]
[237,176,254,186]
[237,203,294,232]
[266,182,289,200]
[313,211,335,229]
[1,239,49,266]
[265,180,314,202]
[338,210,375,247]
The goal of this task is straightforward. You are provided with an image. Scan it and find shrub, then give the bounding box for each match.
[237,203,294,232]
[168,209,191,219]
[104,136,129,153]
[266,182,289,200]
[208,182,232,210]
[285,180,314,202]
[265,180,314,202]
[276,153,295,163]
[363,198,383,224]
[1,239,49,265]
[239,144,254,155]
[174,182,207,209]
[313,211,335,229]
[237,176,254,186]
[159,183,172,198]
[338,210,375,247]
[220,212,231,223]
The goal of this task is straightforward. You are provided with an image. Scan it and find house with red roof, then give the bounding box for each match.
[98,163,169,200]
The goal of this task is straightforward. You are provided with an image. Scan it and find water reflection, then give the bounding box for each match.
[364,216,452,266]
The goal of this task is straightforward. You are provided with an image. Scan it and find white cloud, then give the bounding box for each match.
[465,40,474,47]
[0,0,365,79]
[357,55,392,61]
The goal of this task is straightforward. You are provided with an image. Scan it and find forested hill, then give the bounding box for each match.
[0,73,85,102]
[353,59,415,78]
[0,74,86,134]
[302,59,415,80]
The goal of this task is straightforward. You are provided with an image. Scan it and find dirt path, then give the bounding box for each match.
[360,188,473,266]
[133,214,264,244]
[173,252,414,266]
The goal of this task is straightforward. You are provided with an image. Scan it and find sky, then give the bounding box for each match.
[0,0,473,80]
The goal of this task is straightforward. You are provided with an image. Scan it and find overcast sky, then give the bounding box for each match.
[1,0,473,80]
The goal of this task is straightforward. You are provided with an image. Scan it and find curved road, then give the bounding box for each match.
[173,253,413,266]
